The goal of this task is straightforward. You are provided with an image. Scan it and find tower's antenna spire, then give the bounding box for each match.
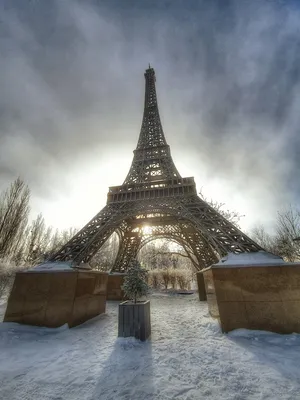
[148,63,151,69]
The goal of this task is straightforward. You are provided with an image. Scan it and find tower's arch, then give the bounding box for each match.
[138,234,209,271]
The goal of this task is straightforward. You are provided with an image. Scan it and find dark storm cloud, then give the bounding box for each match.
[0,0,300,229]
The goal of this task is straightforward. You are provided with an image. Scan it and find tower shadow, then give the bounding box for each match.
[227,331,300,381]
[90,337,154,400]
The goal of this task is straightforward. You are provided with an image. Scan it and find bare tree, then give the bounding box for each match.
[199,188,244,228]
[26,213,50,264]
[251,224,277,254]
[47,229,62,255]
[10,220,30,264]
[90,232,119,271]
[139,242,158,269]
[139,239,194,271]
[0,178,30,259]
[60,227,78,245]
[251,206,300,262]
[275,207,300,261]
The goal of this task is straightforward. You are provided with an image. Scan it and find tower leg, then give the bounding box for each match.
[107,231,142,300]
[196,271,207,301]
[111,231,141,272]
[176,223,219,269]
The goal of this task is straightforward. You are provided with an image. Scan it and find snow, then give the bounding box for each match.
[30,261,74,272]
[214,250,287,267]
[30,262,93,272]
[1,293,300,400]
[109,272,127,275]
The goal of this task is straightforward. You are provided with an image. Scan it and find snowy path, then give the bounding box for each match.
[1,293,300,400]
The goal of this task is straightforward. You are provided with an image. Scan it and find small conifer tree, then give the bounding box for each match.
[122,260,149,303]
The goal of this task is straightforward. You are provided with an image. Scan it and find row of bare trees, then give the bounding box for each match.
[148,268,194,291]
[138,240,195,271]
[0,178,77,266]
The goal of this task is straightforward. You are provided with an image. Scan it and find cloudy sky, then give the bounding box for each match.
[1,0,300,234]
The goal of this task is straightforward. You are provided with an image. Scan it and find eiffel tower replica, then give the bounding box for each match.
[50,66,262,271]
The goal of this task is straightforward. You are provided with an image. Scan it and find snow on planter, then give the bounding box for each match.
[31,262,74,272]
[216,251,285,267]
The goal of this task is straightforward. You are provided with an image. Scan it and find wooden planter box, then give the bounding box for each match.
[118,300,151,341]
[203,261,300,334]
[4,270,108,328]
[106,273,127,300]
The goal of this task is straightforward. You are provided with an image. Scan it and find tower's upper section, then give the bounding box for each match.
[136,66,168,149]
[122,66,181,185]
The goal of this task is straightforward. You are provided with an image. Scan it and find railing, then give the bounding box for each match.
[107,177,196,203]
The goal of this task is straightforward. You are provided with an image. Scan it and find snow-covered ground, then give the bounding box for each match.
[1,293,300,400]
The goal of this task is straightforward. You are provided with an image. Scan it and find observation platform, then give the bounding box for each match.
[107,177,197,203]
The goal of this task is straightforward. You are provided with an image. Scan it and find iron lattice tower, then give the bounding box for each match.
[50,66,262,271]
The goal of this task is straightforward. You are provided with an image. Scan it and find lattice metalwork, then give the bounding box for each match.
[128,219,218,271]
[49,66,263,270]
[123,67,181,185]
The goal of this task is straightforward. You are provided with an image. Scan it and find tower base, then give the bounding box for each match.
[203,256,300,334]
[4,269,108,328]
[196,271,207,301]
